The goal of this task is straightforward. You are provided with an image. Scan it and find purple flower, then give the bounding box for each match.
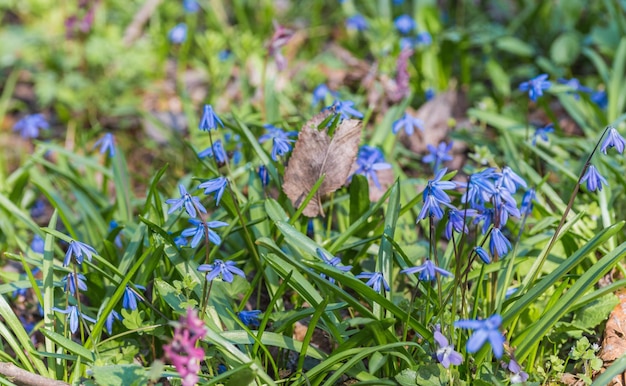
[490,227,512,257]
[166,184,207,219]
[601,127,625,154]
[268,21,293,71]
[401,259,452,281]
[52,305,97,334]
[474,246,491,264]
[94,133,116,157]
[198,259,245,283]
[423,141,454,171]
[454,314,505,358]
[105,310,122,334]
[316,248,352,284]
[346,14,368,31]
[238,310,262,328]
[356,272,390,293]
[198,176,228,206]
[199,104,224,131]
[505,359,529,384]
[434,328,463,368]
[63,273,87,296]
[259,125,298,161]
[13,114,49,139]
[353,145,392,189]
[168,23,187,44]
[392,112,424,136]
[394,14,415,35]
[332,100,364,120]
[181,219,229,248]
[63,240,97,267]
[164,309,206,386]
[122,285,145,311]
[519,74,551,102]
[580,164,607,192]
[532,123,554,145]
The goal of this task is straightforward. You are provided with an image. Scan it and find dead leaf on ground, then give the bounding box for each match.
[595,289,626,385]
[283,109,362,217]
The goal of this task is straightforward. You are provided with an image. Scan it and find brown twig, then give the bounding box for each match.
[0,363,69,386]
[122,0,162,46]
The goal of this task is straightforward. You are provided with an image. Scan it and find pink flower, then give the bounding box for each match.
[267,21,294,71]
[164,309,207,386]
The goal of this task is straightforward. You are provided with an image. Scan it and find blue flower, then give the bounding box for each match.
[183,0,199,12]
[601,127,625,154]
[532,123,554,146]
[392,112,424,136]
[31,235,44,254]
[445,209,477,240]
[473,206,494,234]
[63,273,88,296]
[198,176,228,206]
[490,227,512,256]
[474,246,491,264]
[353,145,392,189]
[122,285,145,311]
[316,248,352,284]
[518,74,551,102]
[168,23,187,44]
[198,259,245,283]
[258,165,270,187]
[63,240,97,267]
[238,310,262,328]
[520,188,536,215]
[259,125,298,161]
[181,219,229,248]
[454,314,505,358]
[460,168,498,207]
[580,164,607,192]
[425,88,435,101]
[434,327,463,368]
[174,235,187,248]
[591,90,607,109]
[483,181,521,227]
[498,167,527,194]
[13,114,49,139]
[217,364,227,374]
[415,31,432,46]
[401,260,452,281]
[418,168,456,221]
[105,310,122,335]
[423,141,454,171]
[558,78,592,99]
[199,104,224,131]
[52,305,97,334]
[346,14,368,31]
[394,14,415,35]
[312,84,333,106]
[93,133,115,157]
[506,359,529,384]
[332,100,364,120]
[198,139,228,164]
[356,272,390,293]
[166,184,207,218]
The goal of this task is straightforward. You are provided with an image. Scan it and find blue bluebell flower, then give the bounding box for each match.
[518,74,551,102]
[181,219,229,248]
[94,133,116,157]
[401,260,452,281]
[490,227,512,256]
[258,165,270,187]
[259,125,298,161]
[198,139,228,164]
[591,90,607,109]
[558,78,592,99]
[415,31,432,46]
[483,181,521,227]
[454,314,505,358]
[423,168,457,204]
[52,305,97,334]
[601,127,625,154]
[445,209,477,240]
[345,14,368,31]
[13,114,49,139]
[423,141,454,171]
[183,0,199,12]
[123,285,145,311]
[434,327,463,368]
[31,235,44,254]
[199,104,224,132]
[316,248,352,284]
[63,240,97,267]
[520,189,536,215]
[394,14,415,35]
[63,273,87,296]
[332,100,364,120]
[105,309,122,335]
[168,23,187,44]
[474,246,491,264]
[460,168,498,207]
[356,272,390,293]
[580,164,607,192]
[198,176,228,206]
[166,184,207,218]
[532,123,554,146]
[473,206,494,234]
[353,145,392,188]
[198,259,245,282]
[392,112,424,136]
[238,310,262,328]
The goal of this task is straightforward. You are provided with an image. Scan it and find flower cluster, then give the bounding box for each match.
[163,309,207,386]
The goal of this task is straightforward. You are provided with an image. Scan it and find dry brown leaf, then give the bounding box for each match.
[283,110,362,217]
[595,289,626,385]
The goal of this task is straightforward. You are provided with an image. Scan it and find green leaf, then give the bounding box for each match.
[395,368,418,386]
[571,294,619,331]
[495,36,535,57]
[92,364,148,386]
[349,174,370,226]
[415,364,449,386]
[40,329,95,363]
[550,31,581,66]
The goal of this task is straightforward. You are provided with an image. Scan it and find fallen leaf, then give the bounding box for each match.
[283,109,362,217]
[595,289,626,385]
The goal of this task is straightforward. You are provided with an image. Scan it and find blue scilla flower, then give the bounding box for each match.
[506,359,529,384]
[474,246,491,264]
[519,74,551,102]
[601,127,625,154]
[174,235,187,248]
[490,227,512,256]
[454,314,505,358]
[332,100,364,120]
[198,259,245,283]
[199,104,224,131]
[198,139,228,164]
[13,114,49,139]
[258,165,270,187]
[423,141,454,172]
[123,285,145,311]
[63,273,87,296]
[416,31,432,46]
[401,259,452,281]
[425,88,435,101]
[316,248,352,284]
[400,37,415,50]
[392,112,424,136]
[168,23,187,44]
[181,219,229,248]
[423,168,457,204]
[353,145,392,189]
[312,84,334,106]
[166,184,207,218]
[557,78,592,99]
[520,188,536,215]
[356,272,390,293]
[52,305,97,334]
[394,14,415,35]
[238,310,262,328]
[460,168,497,207]
[532,123,554,146]
[259,125,298,161]
[217,364,228,374]
[591,90,608,109]
[63,240,97,267]
[198,176,228,206]
[105,309,122,334]
[580,164,607,192]
[31,235,44,254]
[473,206,494,235]
[183,0,199,12]
[346,14,368,31]
[498,167,527,194]
[445,209,477,240]
[484,181,521,227]
[434,327,463,368]
[94,133,115,157]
